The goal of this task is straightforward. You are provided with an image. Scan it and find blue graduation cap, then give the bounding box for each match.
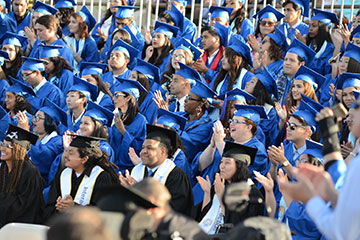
[234,104,268,125]
[300,94,323,112]
[0,105,9,141]
[0,0,10,12]
[0,50,9,65]
[175,38,203,62]
[294,100,318,133]
[228,33,253,67]
[32,1,58,15]
[38,44,63,59]
[68,76,98,102]
[312,9,339,28]
[336,72,360,90]
[210,22,230,47]
[267,26,288,53]
[0,32,28,47]
[294,65,326,91]
[113,78,147,100]
[79,62,107,76]
[190,80,217,100]
[343,42,360,63]
[156,108,187,133]
[122,24,141,47]
[84,101,114,127]
[54,0,76,9]
[7,76,36,97]
[218,88,255,103]
[21,57,47,71]
[38,98,68,127]
[154,21,179,40]
[132,58,161,84]
[174,0,187,7]
[113,5,139,19]
[291,0,310,17]
[253,5,285,22]
[287,39,316,65]
[175,62,201,87]
[166,3,185,31]
[353,90,360,100]
[255,67,278,98]
[209,6,233,21]
[352,25,360,38]
[77,5,96,32]
[302,139,324,164]
[108,39,139,62]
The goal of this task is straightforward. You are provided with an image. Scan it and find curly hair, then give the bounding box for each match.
[68,13,90,39]
[10,94,33,115]
[267,37,284,61]
[58,8,75,29]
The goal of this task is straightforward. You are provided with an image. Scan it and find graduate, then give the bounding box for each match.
[208,6,233,27]
[0,32,27,80]
[336,72,360,109]
[125,124,194,217]
[143,21,178,75]
[226,0,254,41]
[65,77,98,133]
[193,22,229,84]
[8,0,32,35]
[101,39,139,89]
[197,142,264,234]
[65,5,100,72]
[21,57,65,108]
[79,62,114,111]
[279,0,309,42]
[53,0,76,36]
[129,58,160,124]
[38,44,74,95]
[31,1,58,26]
[0,124,44,227]
[45,135,119,219]
[109,78,147,173]
[0,7,16,34]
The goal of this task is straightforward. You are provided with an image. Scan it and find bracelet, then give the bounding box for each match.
[349,152,356,157]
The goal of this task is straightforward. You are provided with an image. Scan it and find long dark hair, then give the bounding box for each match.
[230,4,246,34]
[347,57,360,73]
[78,147,119,182]
[2,45,24,79]
[36,15,64,41]
[58,7,75,30]
[99,0,127,26]
[48,56,73,77]
[44,112,59,134]
[86,116,109,139]
[122,92,140,125]
[142,35,174,68]
[230,160,252,183]
[213,47,250,92]
[134,71,150,106]
[4,94,33,115]
[91,74,113,98]
[248,80,275,106]
[267,37,284,61]
[306,21,333,52]
[160,49,193,85]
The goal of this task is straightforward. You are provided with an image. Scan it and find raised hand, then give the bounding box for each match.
[16,111,30,130]
[129,147,141,165]
[214,173,225,198]
[196,175,211,194]
[247,34,260,52]
[254,171,274,193]
[153,90,169,110]
[275,102,287,121]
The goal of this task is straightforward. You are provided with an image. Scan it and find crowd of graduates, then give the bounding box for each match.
[0,0,360,238]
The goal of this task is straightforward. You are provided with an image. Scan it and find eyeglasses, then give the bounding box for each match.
[22,71,36,79]
[0,142,13,149]
[172,54,186,59]
[33,115,46,122]
[285,122,306,131]
[259,20,275,27]
[185,95,201,102]
[228,119,248,125]
[114,92,127,98]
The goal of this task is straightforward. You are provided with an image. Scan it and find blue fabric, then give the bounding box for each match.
[139,91,158,124]
[98,93,115,112]
[204,51,224,85]
[62,25,70,37]
[210,71,255,95]
[100,140,115,164]
[78,37,100,64]
[259,107,280,148]
[158,54,171,76]
[0,111,10,141]
[9,112,33,131]
[30,39,75,68]
[178,17,197,43]
[102,69,132,91]
[28,135,64,185]
[179,111,213,161]
[109,113,147,173]
[278,22,309,42]
[100,36,112,63]
[0,79,10,106]
[8,11,32,35]
[66,111,82,133]
[47,68,74,96]
[36,81,66,108]
[266,59,284,80]
[255,126,266,146]
[0,13,17,34]
[235,18,254,42]
[173,149,192,183]
[91,16,117,45]
[319,74,335,106]
[308,41,334,76]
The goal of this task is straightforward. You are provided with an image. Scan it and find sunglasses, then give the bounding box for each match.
[285,122,306,131]
[114,92,127,98]
[260,20,275,27]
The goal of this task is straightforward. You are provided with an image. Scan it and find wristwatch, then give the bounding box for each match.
[281,160,290,167]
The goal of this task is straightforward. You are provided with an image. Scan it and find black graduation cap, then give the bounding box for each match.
[97,184,157,214]
[222,141,257,166]
[69,135,104,149]
[5,124,38,150]
[146,124,178,157]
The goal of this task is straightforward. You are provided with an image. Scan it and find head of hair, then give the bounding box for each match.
[202,26,220,40]
[90,74,113,98]
[307,154,323,167]
[135,71,150,106]
[290,114,314,138]
[110,28,131,47]
[347,57,360,73]
[267,37,284,61]
[100,0,128,25]
[244,117,257,136]
[249,79,275,106]
[8,94,33,114]
[160,49,193,85]
[58,7,75,28]
[230,160,252,183]
[36,15,63,40]
[144,35,174,68]
[282,0,301,11]
[3,45,24,78]
[86,116,109,139]
[231,4,247,34]
[48,56,73,77]
[158,11,174,25]
[122,92,140,125]
[68,90,87,108]
[68,12,90,39]
[287,81,318,110]
[44,112,59,134]
[306,21,332,52]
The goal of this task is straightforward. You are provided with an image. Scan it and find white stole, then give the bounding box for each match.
[315,41,328,59]
[65,36,85,72]
[199,195,224,234]
[60,166,104,205]
[131,159,176,185]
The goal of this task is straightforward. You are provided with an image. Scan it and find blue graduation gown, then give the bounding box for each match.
[109,113,147,173]
[0,112,10,141]
[266,59,284,80]
[100,140,115,164]
[319,74,336,106]
[309,41,334,76]
[0,13,17,34]
[211,70,255,95]
[62,25,70,37]
[8,11,32,35]
[77,37,100,64]
[179,111,213,161]
[0,80,10,105]
[259,106,280,148]
[36,81,65,108]
[99,36,112,63]
[97,93,114,112]
[28,135,64,185]
[66,111,83,133]
[140,92,158,124]
[204,52,224,85]
[47,69,74,96]
[91,16,117,45]
[158,54,171,77]
[102,70,132,90]
[230,18,254,42]
[279,22,309,42]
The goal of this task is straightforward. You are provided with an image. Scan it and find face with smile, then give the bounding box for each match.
[259,17,275,36]
[140,139,167,168]
[291,80,305,101]
[79,116,95,137]
[342,86,357,109]
[63,146,88,172]
[0,140,13,161]
[229,116,251,140]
